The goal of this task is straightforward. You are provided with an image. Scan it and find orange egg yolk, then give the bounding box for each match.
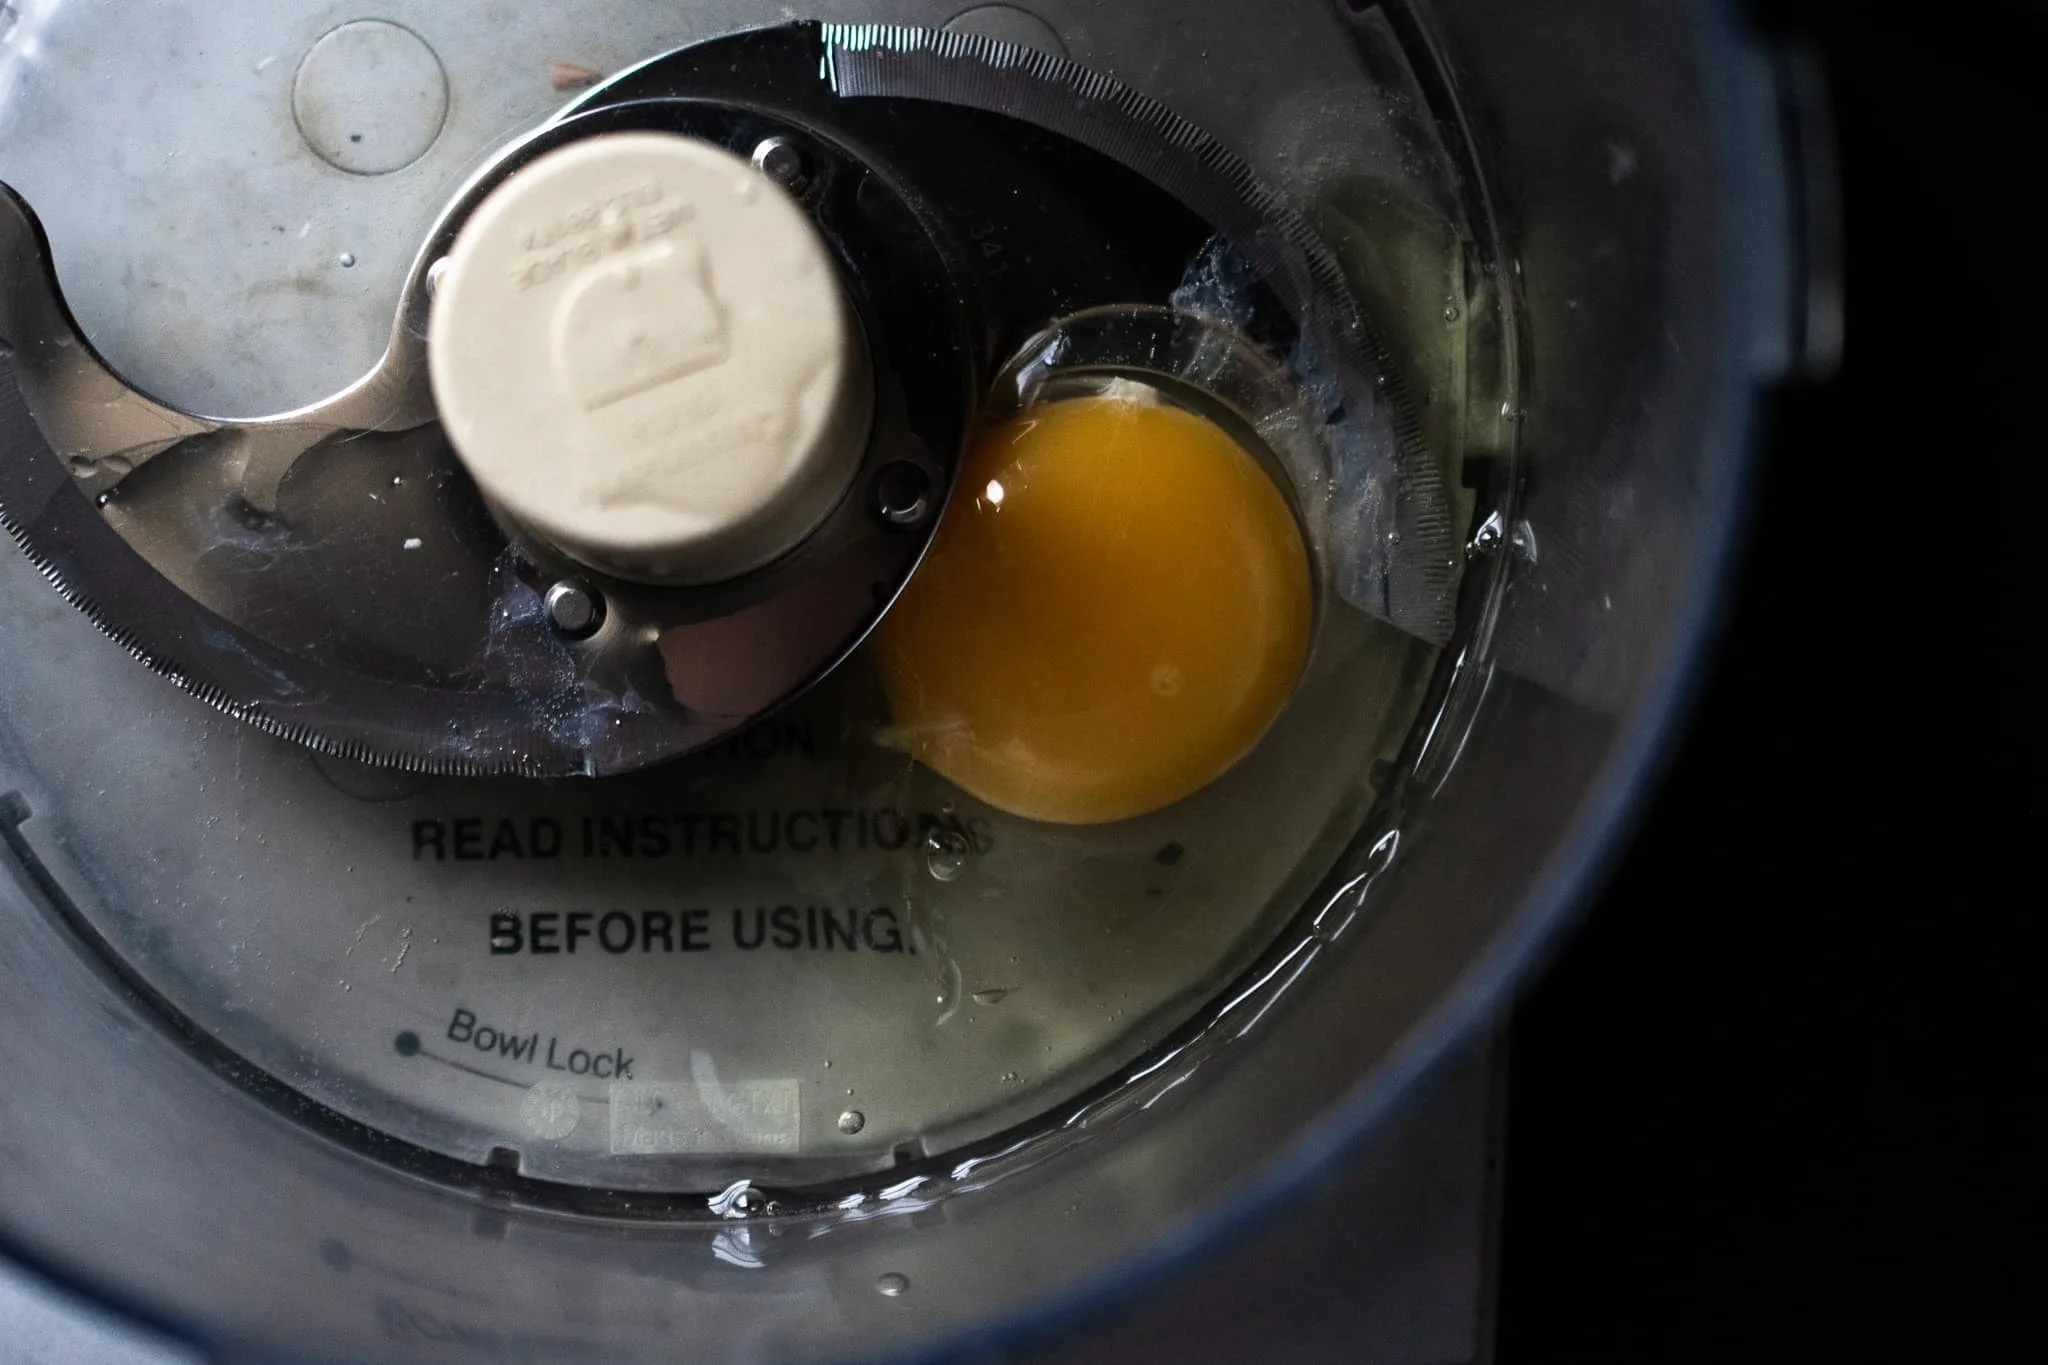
[876,393,1313,824]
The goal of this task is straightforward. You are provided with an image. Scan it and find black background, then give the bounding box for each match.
[1498,2,2042,1358]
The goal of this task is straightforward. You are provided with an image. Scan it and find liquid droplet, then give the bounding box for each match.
[1363,828,1401,875]
[338,251,357,268]
[1467,511,1506,558]
[838,1110,867,1135]
[709,1180,765,1218]
[922,828,971,882]
[876,1273,910,1297]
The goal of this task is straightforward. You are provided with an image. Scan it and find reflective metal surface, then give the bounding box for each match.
[0,95,970,776]
[0,41,983,776]
[0,20,1466,777]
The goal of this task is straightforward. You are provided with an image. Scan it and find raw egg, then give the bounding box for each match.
[877,389,1313,824]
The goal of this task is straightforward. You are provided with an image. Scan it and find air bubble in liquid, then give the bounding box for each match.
[877,1273,910,1298]
[838,1110,866,1135]
[922,828,971,882]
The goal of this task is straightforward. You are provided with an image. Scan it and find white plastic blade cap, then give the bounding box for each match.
[427,131,869,584]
